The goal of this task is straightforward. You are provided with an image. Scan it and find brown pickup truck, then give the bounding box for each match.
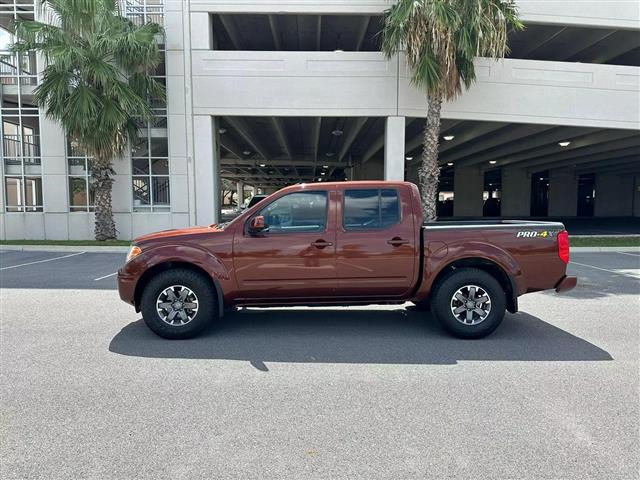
[118,181,576,340]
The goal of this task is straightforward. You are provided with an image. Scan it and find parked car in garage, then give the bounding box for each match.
[118,181,576,340]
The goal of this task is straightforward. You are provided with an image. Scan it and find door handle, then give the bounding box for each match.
[311,239,333,249]
[387,237,410,247]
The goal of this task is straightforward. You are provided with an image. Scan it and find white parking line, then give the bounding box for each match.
[0,251,86,271]
[615,251,640,258]
[94,272,118,281]
[570,261,640,279]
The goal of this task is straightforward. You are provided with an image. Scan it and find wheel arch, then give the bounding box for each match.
[430,257,518,313]
[134,261,224,317]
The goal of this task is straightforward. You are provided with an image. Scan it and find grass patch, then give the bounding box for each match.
[570,237,640,247]
[0,239,130,247]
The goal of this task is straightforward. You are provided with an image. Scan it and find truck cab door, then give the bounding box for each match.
[232,189,337,301]
[335,186,418,297]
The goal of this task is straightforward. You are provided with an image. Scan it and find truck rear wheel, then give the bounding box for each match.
[431,268,506,339]
[140,268,217,339]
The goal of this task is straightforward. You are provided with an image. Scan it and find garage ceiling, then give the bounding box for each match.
[218,116,639,188]
[211,14,640,66]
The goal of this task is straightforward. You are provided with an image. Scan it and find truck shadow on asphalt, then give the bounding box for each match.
[109,308,612,368]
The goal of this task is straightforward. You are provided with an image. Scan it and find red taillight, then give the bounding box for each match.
[558,230,570,264]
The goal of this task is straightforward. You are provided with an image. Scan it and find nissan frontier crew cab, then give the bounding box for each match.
[118,181,577,340]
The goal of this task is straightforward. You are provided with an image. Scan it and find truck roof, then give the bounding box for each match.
[278,180,415,193]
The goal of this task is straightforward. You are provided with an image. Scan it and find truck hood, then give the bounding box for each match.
[133,225,224,244]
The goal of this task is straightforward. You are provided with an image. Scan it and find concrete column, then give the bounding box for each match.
[384,116,405,181]
[193,115,220,225]
[594,173,634,217]
[453,167,483,217]
[634,175,640,217]
[548,169,578,217]
[190,12,212,50]
[39,116,70,239]
[236,181,244,206]
[501,167,530,217]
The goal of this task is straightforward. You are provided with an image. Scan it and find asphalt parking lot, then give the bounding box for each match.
[1,249,639,479]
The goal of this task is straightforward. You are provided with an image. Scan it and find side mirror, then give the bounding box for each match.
[249,215,266,233]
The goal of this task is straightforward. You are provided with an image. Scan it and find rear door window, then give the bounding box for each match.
[343,189,400,230]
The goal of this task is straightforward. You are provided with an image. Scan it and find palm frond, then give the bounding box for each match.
[12,0,165,161]
[382,0,522,100]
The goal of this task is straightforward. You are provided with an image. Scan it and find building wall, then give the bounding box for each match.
[186,0,639,29]
[594,174,635,217]
[0,0,638,239]
[187,51,639,130]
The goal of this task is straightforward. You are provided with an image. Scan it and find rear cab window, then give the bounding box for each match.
[343,189,400,230]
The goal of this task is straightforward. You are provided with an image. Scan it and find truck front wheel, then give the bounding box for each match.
[431,268,506,339]
[140,268,217,339]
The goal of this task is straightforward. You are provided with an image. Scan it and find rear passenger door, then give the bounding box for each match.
[335,186,418,297]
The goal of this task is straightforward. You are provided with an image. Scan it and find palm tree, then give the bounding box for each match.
[382,0,523,220]
[11,0,164,240]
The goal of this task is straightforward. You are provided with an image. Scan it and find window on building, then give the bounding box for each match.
[122,0,169,213]
[67,141,95,212]
[343,189,400,230]
[132,135,170,212]
[2,115,42,212]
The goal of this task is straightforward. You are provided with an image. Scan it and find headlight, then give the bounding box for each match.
[126,245,142,263]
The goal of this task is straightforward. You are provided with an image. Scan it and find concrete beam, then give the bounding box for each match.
[499,131,640,171]
[339,117,367,161]
[450,124,556,167]
[461,126,597,167]
[225,117,270,161]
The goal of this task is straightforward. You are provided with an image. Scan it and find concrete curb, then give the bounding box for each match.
[0,245,130,253]
[571,247,640,253]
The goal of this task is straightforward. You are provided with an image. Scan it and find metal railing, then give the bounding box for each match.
[0,55,37,85]
[2,134,40,158]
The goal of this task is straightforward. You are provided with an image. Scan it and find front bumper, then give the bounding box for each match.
[555,275,577,293]
[117,269,137,305]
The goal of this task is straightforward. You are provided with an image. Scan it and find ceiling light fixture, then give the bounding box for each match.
[558,141,571,147]
[489,160,497,165]
[322,165,329,169]
[325,152,335,157]
[259,163,266,167]
[447,162,454,166]
[443,135,455,141]
[321,172,326,176]
[405,156,413,161]
[218,128,227,134]
[243,150,252,156]
[331,129,343,136]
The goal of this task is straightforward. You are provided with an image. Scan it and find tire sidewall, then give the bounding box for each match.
[140,269,216,339]
[431,269,506,339]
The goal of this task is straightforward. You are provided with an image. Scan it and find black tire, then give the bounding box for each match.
[411,300,430,311]
[430,268,506,339]
[140,268,217,339]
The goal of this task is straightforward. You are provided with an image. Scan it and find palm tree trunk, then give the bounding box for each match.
[418,93,443,222]
[92,156,117,241]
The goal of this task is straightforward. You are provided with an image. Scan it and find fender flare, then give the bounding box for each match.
[134,243,230,317]
[419,241,523,312]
